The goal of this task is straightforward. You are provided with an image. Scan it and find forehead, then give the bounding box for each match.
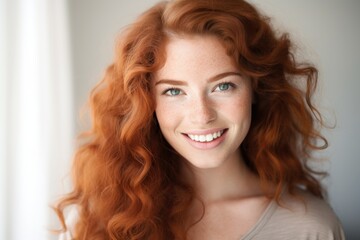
[155,35,238,80]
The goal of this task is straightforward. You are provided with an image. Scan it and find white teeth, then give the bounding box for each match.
[188,130,224,143]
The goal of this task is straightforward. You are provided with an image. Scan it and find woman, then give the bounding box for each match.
[56,0,345,239]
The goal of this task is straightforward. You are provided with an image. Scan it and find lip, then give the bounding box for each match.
[182,129,228,150]
[184,128,226,135]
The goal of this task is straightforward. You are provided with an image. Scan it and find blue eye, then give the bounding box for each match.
[164,88,182,96]
[215,82,233,92]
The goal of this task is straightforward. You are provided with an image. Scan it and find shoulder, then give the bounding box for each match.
[280,189,344,234]
[251,188,345,240]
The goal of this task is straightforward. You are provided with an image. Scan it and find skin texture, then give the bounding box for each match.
[153,35,252,170]
[153,35,269,239]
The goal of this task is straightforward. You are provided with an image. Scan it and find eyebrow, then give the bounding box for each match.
[155,72,242,86]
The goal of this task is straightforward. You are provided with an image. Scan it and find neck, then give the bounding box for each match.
[182,150,262,205]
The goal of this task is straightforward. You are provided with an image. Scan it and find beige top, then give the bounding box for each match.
[59,189,345,240]
[241,189,345,240]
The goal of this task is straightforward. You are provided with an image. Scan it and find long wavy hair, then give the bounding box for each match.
[55,0,328,239]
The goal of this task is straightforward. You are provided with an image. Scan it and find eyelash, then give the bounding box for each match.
[161,82,236,96]
[162,88,183,96]
[214,82,236,92]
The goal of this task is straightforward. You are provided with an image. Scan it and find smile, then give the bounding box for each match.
[187,130,225,143]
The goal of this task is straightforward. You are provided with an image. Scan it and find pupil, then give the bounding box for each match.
[171,89,180,95]
[220,84,229,90]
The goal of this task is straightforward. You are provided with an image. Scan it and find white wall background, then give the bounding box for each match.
[1,0,73,239]
[67,1,360,239]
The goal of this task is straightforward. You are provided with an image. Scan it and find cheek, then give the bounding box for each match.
[226,93,252,112]
[155,102,180,130]
[227,95,252,126]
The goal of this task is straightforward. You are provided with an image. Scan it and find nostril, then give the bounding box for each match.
[190,104,216,124]
[188,95,217,124]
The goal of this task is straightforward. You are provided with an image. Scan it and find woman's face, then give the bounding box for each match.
[153,35,253,169]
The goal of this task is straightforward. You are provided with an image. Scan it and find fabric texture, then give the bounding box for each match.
[240,189,345,240]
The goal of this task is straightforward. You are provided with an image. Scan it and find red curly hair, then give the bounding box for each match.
[55,0,327,239]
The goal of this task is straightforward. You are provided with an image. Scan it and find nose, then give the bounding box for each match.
[189,95,217,125]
